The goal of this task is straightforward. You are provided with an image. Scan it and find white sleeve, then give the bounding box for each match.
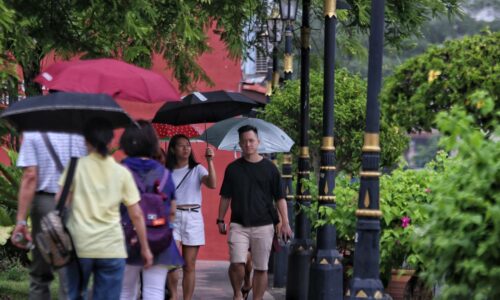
[197,165,208,182]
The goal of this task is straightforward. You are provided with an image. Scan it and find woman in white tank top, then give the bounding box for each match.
[165,134,216,300]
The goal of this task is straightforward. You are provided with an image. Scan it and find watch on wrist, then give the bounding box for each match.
[216,219,224,224]
[16,220,27,226]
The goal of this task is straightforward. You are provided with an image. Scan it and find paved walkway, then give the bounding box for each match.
[177,260,285,300]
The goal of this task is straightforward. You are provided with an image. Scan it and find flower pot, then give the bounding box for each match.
[386,269,415,300]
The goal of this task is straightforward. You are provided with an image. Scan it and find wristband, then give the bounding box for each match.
[216,219,224,224]
[16,220,27,226]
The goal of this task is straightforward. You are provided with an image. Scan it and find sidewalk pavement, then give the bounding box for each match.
[179,260,286,300]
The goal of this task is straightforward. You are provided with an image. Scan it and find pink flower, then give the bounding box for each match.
[425,188,431,193]
[401,216,411,228]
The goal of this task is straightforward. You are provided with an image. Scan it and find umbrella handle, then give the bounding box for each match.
[205,122,208,148]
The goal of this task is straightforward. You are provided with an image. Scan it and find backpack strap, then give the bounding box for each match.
[123,166,147,193]
[41,133,64,173]
[157,170,170,192]
[56,157,78,213]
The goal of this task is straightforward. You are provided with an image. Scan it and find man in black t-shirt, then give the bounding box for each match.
[217,125,293,300]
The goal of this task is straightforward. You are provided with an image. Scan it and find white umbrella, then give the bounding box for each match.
[201,117,294,153]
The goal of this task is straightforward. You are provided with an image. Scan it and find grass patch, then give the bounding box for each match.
[0,258,59,299]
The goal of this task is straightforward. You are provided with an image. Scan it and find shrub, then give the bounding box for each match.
[415,92,500,299]
[381,30,500,133]
[305,155,443,284]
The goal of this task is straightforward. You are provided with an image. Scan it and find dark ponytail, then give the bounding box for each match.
[83,118,114,157]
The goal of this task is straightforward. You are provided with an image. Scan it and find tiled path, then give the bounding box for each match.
[175,260,285,300]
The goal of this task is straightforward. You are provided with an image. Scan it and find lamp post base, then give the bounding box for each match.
[308,249,343,300]
[347,278,386,299]
[285,238,314,300]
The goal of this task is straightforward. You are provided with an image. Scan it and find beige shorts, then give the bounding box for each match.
[228,223,274,271]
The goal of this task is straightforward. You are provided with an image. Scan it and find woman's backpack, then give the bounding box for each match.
[122,168,172,254]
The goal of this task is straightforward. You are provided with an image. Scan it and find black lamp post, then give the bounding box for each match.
[347,1,386,299]
[267,3,283,90]
[307,0,351,298]
[284,0,315,298]
[272,0,298,289]
[280,0,297,81]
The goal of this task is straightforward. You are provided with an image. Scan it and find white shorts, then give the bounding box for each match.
[173,208,205,246]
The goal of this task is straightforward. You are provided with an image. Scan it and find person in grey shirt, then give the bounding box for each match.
[11,131,86,300]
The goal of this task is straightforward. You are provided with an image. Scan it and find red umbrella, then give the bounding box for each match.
[152,123,202,140]
[35,59,180,103]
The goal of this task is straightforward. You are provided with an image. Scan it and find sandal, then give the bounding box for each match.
[241,286,252,300]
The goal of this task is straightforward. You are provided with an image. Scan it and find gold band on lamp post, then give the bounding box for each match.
[318,195,336,202]
[300,146,309,158]
[324,0,337,18]
[281,175,293,179]
[360,171,382,177]
[283,154,292,164]
[266,81,272,97]
[320,166,336,171]
[273,72,280,88]
[301,27,311,49]
[355,209,383,218]
[284,54,293,73]
[320,136,335,151]
[362,133,381,152]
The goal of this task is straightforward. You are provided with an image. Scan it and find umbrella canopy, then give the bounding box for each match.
[200,117,294,153]
[152,123,202,140]
[35,58,181,103]
[152,90,260,125]
[1,92,134,133]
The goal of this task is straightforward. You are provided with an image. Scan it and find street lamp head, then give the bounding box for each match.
[279,0,298,21]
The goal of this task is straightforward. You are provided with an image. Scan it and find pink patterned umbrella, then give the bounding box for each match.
[152,123,203,140]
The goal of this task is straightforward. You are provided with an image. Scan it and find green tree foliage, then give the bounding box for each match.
[262,69,408,174]
[2,0,467,96]
[381,31,500,133]
[0,147,21,214]
[2,0,268,95]
[0,1,16,90]
[416,92,500,299]
[305,0,465,75]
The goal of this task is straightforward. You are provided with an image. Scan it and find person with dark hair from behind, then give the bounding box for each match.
[119,120,183,300]
[58,118,153,300]
[217,125,293,300]
[165,134,216,300]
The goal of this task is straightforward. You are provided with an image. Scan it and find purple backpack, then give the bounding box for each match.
[122,168,172,255]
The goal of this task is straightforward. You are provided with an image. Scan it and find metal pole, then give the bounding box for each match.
[308,0,343,299]
[273,17,296,289]
[273,153,294,287]
[283,21,293,81]
[272,39,280,89]
[286,0,313,298]
[347,0,386,299]
[266,59,273,103]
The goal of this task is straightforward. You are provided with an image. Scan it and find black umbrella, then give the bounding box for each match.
[152,90,260,125]
[1,92,134,133]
